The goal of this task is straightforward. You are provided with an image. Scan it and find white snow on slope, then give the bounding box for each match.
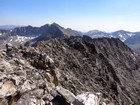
[118,34,126,42]
[127,33,135,37]
[15,35,35,43]
[110,35,113,38]
[118,34,121,38]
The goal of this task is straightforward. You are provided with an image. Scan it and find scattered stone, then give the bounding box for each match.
[6,43,13,52]
[0,36,140,105]
[0,80,17,98]
[76,92,102,105]
[56,86,76,103]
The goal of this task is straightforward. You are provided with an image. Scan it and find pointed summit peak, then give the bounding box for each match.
[52,22,58,25]
[51,22,61,26]
[27,25,33,28]
[50,22,63,29]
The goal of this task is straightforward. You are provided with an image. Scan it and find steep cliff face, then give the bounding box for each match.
[0,36,140,105]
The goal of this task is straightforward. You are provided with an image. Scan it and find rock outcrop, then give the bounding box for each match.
[34,36,140,105]
[0,36,140,105]
[0,41,108,105]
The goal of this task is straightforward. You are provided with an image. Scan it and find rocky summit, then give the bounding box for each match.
[0,36,140,105]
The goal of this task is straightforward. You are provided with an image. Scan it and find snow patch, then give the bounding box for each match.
[118,34,126,41]
[127,33,135,37]
[121,37,126,42]
[119,34,123,38]
[0,33,2,35]
[15,35,35,42]
[110,35,114,38]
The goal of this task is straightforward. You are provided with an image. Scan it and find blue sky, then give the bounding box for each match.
[0,0,140,32]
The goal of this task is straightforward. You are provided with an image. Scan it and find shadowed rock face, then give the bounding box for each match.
[0,36,140,105]
[35,36,140,105]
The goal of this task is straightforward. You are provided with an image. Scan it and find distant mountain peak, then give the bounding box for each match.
[113,30,131,34]
[116,30,127,32]
[1,23,140,53]
[52,22,59,25]
[87,29,104,33]
[0,25,23,30]
[51,22,62,27]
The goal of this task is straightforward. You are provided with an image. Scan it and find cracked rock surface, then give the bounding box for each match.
[0,36,140,105]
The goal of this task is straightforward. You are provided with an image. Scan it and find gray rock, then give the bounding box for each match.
[0,80,17,98]
[56,86,76,103]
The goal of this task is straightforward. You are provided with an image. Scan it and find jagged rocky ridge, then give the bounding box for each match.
[11,23,81,37]
[0,23,81,50]
[0,39,107,105]
[2,23,140,53]
[0,36,140,105]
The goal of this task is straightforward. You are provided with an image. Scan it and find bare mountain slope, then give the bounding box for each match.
[0,34,140,104]
[34,36,140,105]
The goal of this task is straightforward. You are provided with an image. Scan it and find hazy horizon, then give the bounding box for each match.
[1,0,140,32]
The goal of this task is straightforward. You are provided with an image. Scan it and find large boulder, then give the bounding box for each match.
[0,80,17,98]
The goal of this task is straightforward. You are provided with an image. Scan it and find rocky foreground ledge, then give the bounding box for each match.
[0,36,140,105]
[0,43,110,105]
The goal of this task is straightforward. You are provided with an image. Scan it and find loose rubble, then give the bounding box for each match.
[0,43,109,105]
[0,37,140,105]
